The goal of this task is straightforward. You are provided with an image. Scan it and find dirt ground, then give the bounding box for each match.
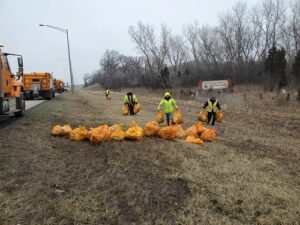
[0,87,300,225]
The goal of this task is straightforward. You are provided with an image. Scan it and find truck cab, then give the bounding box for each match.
[0,44,25,117]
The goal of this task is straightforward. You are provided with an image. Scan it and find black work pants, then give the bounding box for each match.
[129,104,134,115]
[207,112,216,126]
[166,112,173,126]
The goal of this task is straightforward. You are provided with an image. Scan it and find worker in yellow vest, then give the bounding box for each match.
[124,92,138,115]
[158,92,179,126]
[105,89,110,100]
[202,96,221,126]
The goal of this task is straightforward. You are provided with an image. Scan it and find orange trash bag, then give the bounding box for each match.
[69,125,88,141]
[143,121,160,137]
[185,125,199,138]
[134,103,141,114]
[89,125,111,144]
[122,105,129,115]
[109,124,123,133]
[51,125,72,136]
[111,129,126,141]
[186,135,204,145]
[174,124,186,139]
[158,126,178,140]
[156,110,164,123]
[198,110,208,122]
[200,129,217,142]
[125,122,144,141]
[173,110,183,124]
[110,124,126,141]
[51,125,61,136]
[195,122,207,134]
[215,110,224,122]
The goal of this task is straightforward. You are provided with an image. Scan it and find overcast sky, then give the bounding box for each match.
[1,0,260,85]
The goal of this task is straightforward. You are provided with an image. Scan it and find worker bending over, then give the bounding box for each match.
[124,92,138,115]
[203,96,221,126]
[158,92,178,126]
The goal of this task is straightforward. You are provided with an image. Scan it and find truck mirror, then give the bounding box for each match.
[18,57,23,67]
[18,57,23,75]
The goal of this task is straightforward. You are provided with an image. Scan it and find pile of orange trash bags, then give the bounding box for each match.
[51,121,216,145]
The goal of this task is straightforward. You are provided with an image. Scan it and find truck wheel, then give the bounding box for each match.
[25,93,30,100]
[29,91,34,100]
[46,92,53,100]
[15,99,25,117]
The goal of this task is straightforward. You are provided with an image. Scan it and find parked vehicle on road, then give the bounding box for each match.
[54,79,65,93]
[23,72,55,100]
[0,44,25,117]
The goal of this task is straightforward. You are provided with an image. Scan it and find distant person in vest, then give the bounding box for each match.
[158,92,178,126]
[105,89,110,99]
[124,92,138,115]
[203,96,221,126]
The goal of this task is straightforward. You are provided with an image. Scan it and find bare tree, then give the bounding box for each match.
[85,0,300,89]
[100,50,120,74]
[259,0,286,54]
[83,73,90,87]
[167,34,186,76]
[128,21,171,88]
[197,25,222,70]
[218,2,252,64]
[218,12,236,65]
[284,0,300,58]
[183,22,201,68]
[118,55,144,76]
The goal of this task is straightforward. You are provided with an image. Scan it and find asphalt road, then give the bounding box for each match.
[0,99,44,125]
[25,99,46,110]
[0,94,58,125]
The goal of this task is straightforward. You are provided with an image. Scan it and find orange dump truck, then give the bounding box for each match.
[23,72,55,100]
[54,79,65,93]
[0,44,25,116]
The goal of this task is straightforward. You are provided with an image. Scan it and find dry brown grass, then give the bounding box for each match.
[0,87,299,224]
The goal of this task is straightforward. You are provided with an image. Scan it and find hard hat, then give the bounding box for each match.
[0,43,4,47]
[164,92,171,97]
[211,96,216,101]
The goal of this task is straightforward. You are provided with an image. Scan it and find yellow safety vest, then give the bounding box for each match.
[207,100,218,112]
[124,94,137,104]
[158,98,178,113]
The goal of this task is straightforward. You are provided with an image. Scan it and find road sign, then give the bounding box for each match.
[199,80,232,91]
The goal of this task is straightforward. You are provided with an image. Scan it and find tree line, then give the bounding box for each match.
[84,0,300,90]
